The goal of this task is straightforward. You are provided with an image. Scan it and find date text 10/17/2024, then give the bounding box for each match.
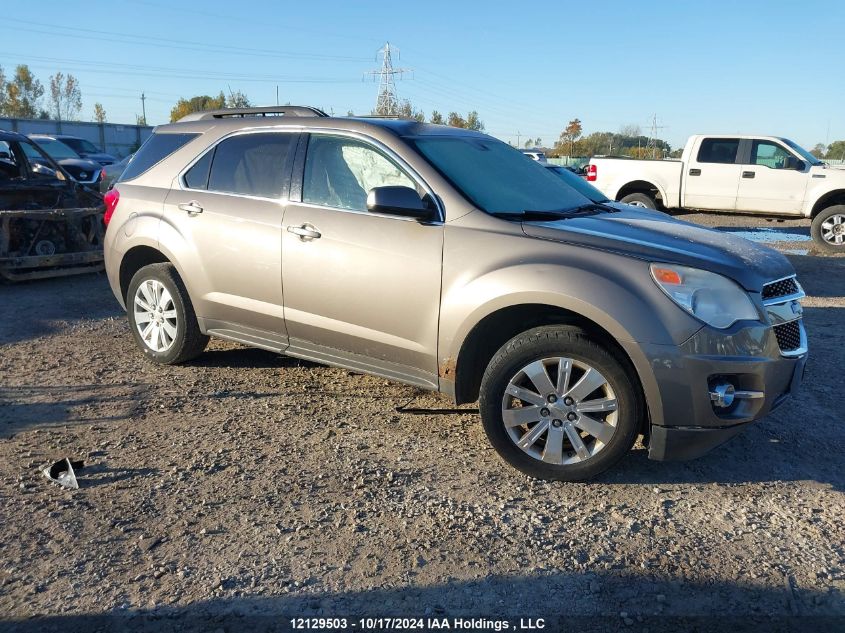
[290,617,546,630]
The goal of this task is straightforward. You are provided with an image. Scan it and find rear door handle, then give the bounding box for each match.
[689,168,701,176]
[742,171,755,179]
[287,224,321,240]
[177,200,203,215]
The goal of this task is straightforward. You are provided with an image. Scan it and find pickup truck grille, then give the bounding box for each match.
[762,277,800,301]
[773,321,802,353]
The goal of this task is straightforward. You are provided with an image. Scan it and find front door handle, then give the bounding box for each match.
[287,224,321,240]
[689,168,701,176]
[178,201,203,215]
[742,171,756,179]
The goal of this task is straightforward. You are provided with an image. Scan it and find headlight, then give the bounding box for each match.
[650,263,758,329]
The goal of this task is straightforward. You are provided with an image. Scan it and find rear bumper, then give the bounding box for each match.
[634,322,807,461]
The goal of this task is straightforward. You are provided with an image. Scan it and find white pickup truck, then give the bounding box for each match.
[587,134,845,252]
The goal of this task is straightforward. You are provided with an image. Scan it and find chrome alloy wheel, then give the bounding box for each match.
[821,213,845,246]
[133,279,178,353]
[627,200,649,208]
[501,357,618,465]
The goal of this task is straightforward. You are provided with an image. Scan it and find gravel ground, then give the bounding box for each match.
[0,213,843,633]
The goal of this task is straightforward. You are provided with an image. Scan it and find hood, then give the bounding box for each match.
[53,157,102,181]
[521,206,794,292]
[79,152,115,165]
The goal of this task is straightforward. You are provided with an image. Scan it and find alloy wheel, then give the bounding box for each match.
[821,214,845,246]
[501,357,618,465]
[133,279,178,352]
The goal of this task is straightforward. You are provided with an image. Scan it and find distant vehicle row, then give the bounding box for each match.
[588,134,845,252]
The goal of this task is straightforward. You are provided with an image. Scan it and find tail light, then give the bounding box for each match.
[100,168,106,181]
[103,189,120,226]
[586,164,597,182]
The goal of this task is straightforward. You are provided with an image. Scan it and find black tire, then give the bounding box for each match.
[479,325,642,481]
[126,263,209,365]
[620,192,657,210]
[811,205,845,253]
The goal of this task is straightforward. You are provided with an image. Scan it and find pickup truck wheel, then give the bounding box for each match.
[620,193,657,210]
[479,326,640,481]
[127,263,209,365]
[811,205,845,253]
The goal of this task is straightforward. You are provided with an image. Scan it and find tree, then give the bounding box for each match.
[524,138,534,149]
[827,140,845,160]
[2,65,44,118]
[619,124,641,138]
[49,72,82,121]
[465,111,484,132]
[93,103,107,123]
[810,143,828,159]
[136,114,147,126]
[225,90,250,108]
[557,118,583,156]
[430,110,444,125]
[447,112,466,128]
[170,92,226,122]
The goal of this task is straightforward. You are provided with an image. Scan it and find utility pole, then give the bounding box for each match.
[140,92,147,125]
[517,131,521,148]
[364,42,412,116]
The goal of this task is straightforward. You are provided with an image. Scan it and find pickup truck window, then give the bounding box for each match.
[751,141,792,169]
[696,138,740,164]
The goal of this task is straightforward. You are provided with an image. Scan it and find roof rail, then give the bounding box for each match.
[178,106,329,122]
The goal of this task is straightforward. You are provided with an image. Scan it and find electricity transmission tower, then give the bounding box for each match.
[645,114,667,159]
[365,43,412,115]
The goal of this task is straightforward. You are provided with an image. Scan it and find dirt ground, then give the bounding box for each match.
[0,213,843,633]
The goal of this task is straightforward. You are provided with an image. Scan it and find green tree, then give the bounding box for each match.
[170,92,226,122]
[465,111,484,131]
[810,143,828,159]
[524,138,534,149]
[2,65,44,118]
[827,140,845,160]
[225,90,250,108]
[447,112,466,128]
[49,72,82,121]
[430,110,444,125]
[93,102,107,123]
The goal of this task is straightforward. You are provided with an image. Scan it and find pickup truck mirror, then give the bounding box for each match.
[366,186,432,220]
[784,156,805,171]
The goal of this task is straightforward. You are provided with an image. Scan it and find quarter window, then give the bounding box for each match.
[302,135,415,212]
[183,150,213,190]
[751,141,792,169]
[207,133,294,198]
[696,138,740,164]
[120,132,198,181]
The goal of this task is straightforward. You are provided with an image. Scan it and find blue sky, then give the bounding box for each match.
[3,0,843,151]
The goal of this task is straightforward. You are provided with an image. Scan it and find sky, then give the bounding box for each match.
[2,0,843,151]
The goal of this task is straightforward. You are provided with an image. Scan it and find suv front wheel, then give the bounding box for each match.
[479,326,641,481]
[127,263,209,364]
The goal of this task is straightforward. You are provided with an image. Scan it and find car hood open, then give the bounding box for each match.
[521,206,794,291]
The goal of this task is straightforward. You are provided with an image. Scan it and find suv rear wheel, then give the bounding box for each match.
[479,325,641,481]
[127,263,208,364]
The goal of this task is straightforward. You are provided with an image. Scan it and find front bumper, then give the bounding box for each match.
[632,321,807,461]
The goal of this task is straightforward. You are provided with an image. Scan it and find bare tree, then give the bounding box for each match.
[49,72,82,121]
[93,102,107,123]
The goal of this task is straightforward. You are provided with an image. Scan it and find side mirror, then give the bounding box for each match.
[784,156,805,171]
[30,163,57,178]
[366,186,432,220]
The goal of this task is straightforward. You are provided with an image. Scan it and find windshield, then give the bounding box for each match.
[545,165,609,202]
[32,138,80,160]
[781,138,823,166]
[62,137,100,154]
[411,135,591,215]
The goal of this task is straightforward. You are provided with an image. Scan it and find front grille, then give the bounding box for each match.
[763,277,799,301]
[773,320,802,352]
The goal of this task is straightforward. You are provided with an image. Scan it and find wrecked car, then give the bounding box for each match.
[0,130,105,281]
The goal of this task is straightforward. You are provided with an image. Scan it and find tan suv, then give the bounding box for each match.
[104,106,808,481]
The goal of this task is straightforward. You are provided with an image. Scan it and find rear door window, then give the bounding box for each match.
[206,133,295,198]
[696,138,740,164]
[120,133,198,181]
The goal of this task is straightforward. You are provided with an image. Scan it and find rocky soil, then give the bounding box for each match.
[0,213,843,632]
